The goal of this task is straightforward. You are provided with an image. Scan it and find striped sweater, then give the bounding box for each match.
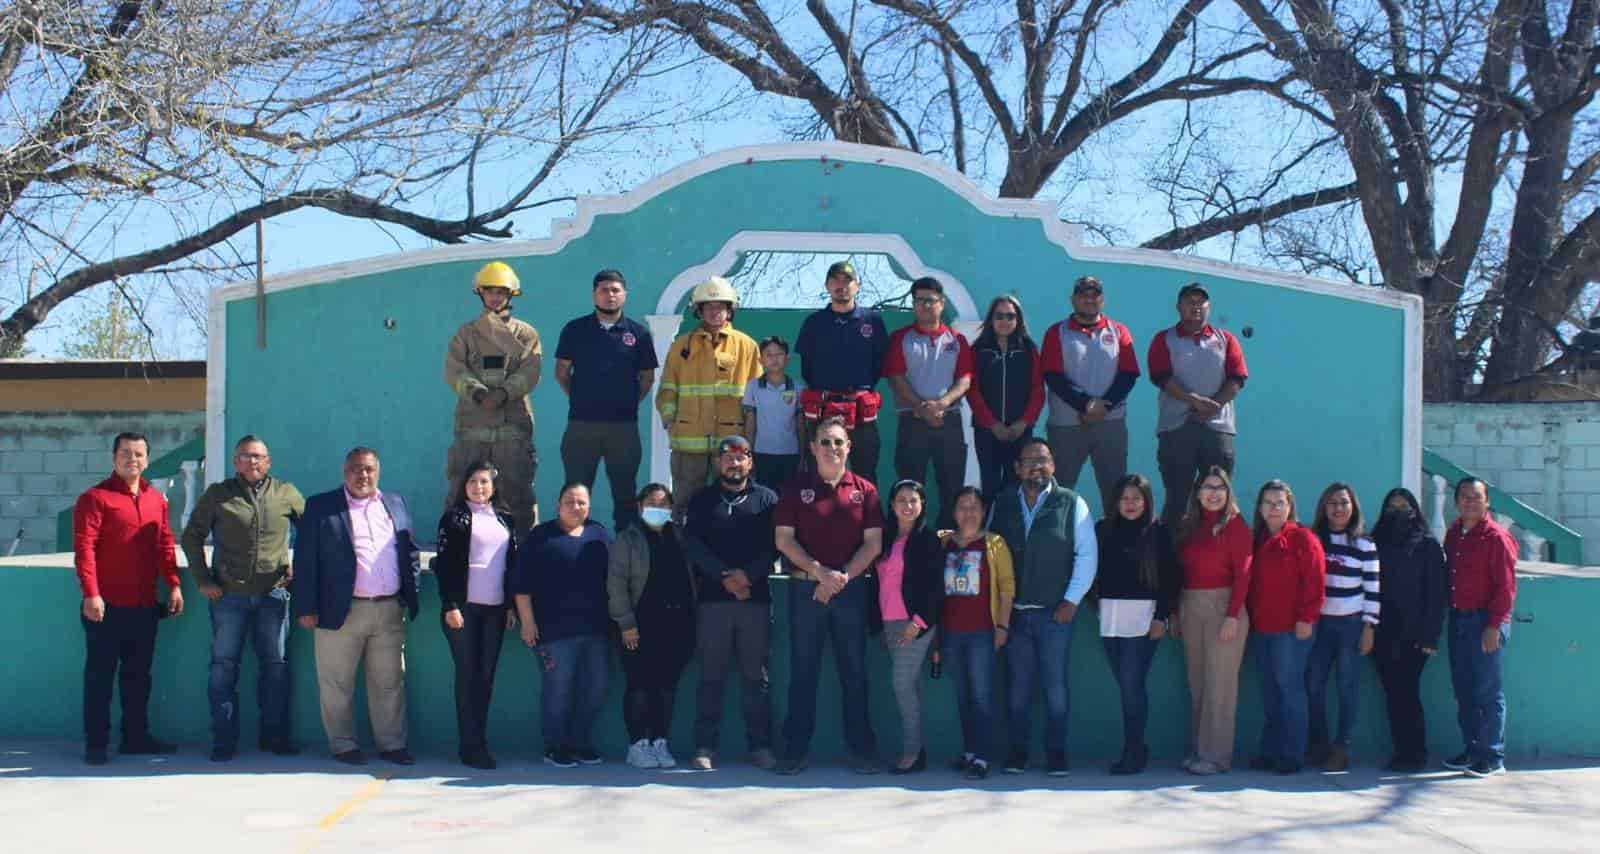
[1322,532,1380,624]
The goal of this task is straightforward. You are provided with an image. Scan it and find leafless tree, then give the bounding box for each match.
[1231,0,1599,400]
[0,0,690,355]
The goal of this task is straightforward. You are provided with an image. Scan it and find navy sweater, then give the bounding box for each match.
[509,519,613,642]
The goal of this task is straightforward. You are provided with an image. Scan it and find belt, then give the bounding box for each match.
[353,594,398,601]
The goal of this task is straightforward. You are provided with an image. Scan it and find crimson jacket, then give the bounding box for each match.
[73,475,180,607]
[1246,521,1325,633]
[1444,517,1518,626]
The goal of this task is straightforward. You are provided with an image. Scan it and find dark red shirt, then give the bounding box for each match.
[1445,517,1518,626]
[1176,511,1253,617]
[73,475,180,607]
[773,469,884,572]
[940,536,993,633]
[1246,522,1326,633]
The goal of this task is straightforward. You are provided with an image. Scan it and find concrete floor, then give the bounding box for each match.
[4,741,1596,853]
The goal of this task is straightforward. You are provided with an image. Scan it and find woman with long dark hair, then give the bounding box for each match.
[1306,482,1380,771]
[1370,487,1447,772]
[1094,474,1181,774]
[608,483,698,770]
[434,460,519,770]
[1174,465,1252,775]
[1246,480,1324,775]
[875,479,945,774]
[966,294,1043,497]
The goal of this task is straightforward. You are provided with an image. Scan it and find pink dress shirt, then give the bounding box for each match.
[345,488,400,597]
[466,501,509,606]
[877,535,913,623]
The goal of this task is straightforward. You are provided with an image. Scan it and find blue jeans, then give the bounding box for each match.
[783,580,873,759]
[538,634,610,751]
[1102,634,1159,752]
[1005,607,1075,753]
[208,589,290,750]
[1449,609,1509,764]
[943,629,996,759]
[1252,631,1312,764]
[1306,613,1364,748]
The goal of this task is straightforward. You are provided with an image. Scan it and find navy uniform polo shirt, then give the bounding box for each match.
[554,313,659,422]
[795,304,889,393]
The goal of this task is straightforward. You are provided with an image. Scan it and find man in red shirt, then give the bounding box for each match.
[772,415,885,775]
[1443,477,1517,778]
[73,431,185,765]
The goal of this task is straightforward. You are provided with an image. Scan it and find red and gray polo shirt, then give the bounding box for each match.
[882,323,975,414]
[773,469,884,572]
[1039,315,1140,427]
[1146,323,1248,435]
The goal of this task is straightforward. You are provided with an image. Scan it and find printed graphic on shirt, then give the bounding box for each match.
[945,550,982,597]
[621,332,636,346]
[800,489,816,504]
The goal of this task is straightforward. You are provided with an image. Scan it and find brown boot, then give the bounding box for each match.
[1323,745,1350,772]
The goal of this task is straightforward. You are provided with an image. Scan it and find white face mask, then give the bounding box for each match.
[640,506,672,529]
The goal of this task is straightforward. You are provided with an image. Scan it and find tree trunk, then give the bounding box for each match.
[1422,296,1463,401]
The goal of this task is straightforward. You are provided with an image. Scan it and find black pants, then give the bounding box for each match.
[694,601,773,752]
[973,425,1029,499]
[82,605,161,748]
[847,420,881,484]
[1374,639,1431,763]
[895,412,967,528]
[1157,422,1236,527]
[443,603,508,755]
[620,605,695,742]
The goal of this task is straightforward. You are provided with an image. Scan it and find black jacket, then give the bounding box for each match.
[433,501,519,613]
[879,527,946,637]
[970,337,1038,426]
[1374,526,1448,652]
[1093,517,1182,621]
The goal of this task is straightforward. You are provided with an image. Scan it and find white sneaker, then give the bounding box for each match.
[626,739,659,769]
[651,738,677,768]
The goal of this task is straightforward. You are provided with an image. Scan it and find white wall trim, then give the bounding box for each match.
[206,140,1423,495]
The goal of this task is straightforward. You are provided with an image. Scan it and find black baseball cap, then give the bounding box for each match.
[1177,282,1210,301]
[825,261,857,281]
[1073,276,1103,294]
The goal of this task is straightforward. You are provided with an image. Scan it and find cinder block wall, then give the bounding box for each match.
[1425,402,1600,565]
[0,412,203,555]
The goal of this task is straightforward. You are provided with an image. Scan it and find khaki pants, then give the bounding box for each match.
[669,450,716,520]
[314,598,408,754]
[1179,587,1248,768]
[446,436,537,534]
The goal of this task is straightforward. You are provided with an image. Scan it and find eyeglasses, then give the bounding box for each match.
[992,312,1018,320]
[913,296,943,306]
[1198,483,1228,493]
[235,453,269,462]
[816,438,849,448]
[1073,289,1102,296]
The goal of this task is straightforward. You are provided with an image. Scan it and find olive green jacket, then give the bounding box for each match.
[181,475,306,595]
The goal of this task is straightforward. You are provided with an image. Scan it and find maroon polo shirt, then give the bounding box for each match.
[1444,516,1518,626]
[774,468,884,572]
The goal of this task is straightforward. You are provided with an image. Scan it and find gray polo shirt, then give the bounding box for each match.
[742,375,805,455]
[1148,324,1248,435]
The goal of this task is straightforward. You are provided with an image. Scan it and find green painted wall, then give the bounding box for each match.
[222,154,1410,527]
[5,563,1593,760]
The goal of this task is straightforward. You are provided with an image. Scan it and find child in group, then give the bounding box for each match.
[742,335,807,489]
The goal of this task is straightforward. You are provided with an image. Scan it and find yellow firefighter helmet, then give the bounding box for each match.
[473,261,521,296]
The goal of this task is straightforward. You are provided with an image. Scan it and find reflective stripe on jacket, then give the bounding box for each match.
[656,324,762,452]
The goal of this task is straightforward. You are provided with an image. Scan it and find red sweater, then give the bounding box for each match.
[1247,522,1325,633]
[73,476,180,607]
[1444,517,1518,626]
[1176,511,1253,618]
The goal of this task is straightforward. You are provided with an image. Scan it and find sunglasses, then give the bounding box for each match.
[992,312,1018,320]
[816,438,849,448]
[1074,288,1103,296]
